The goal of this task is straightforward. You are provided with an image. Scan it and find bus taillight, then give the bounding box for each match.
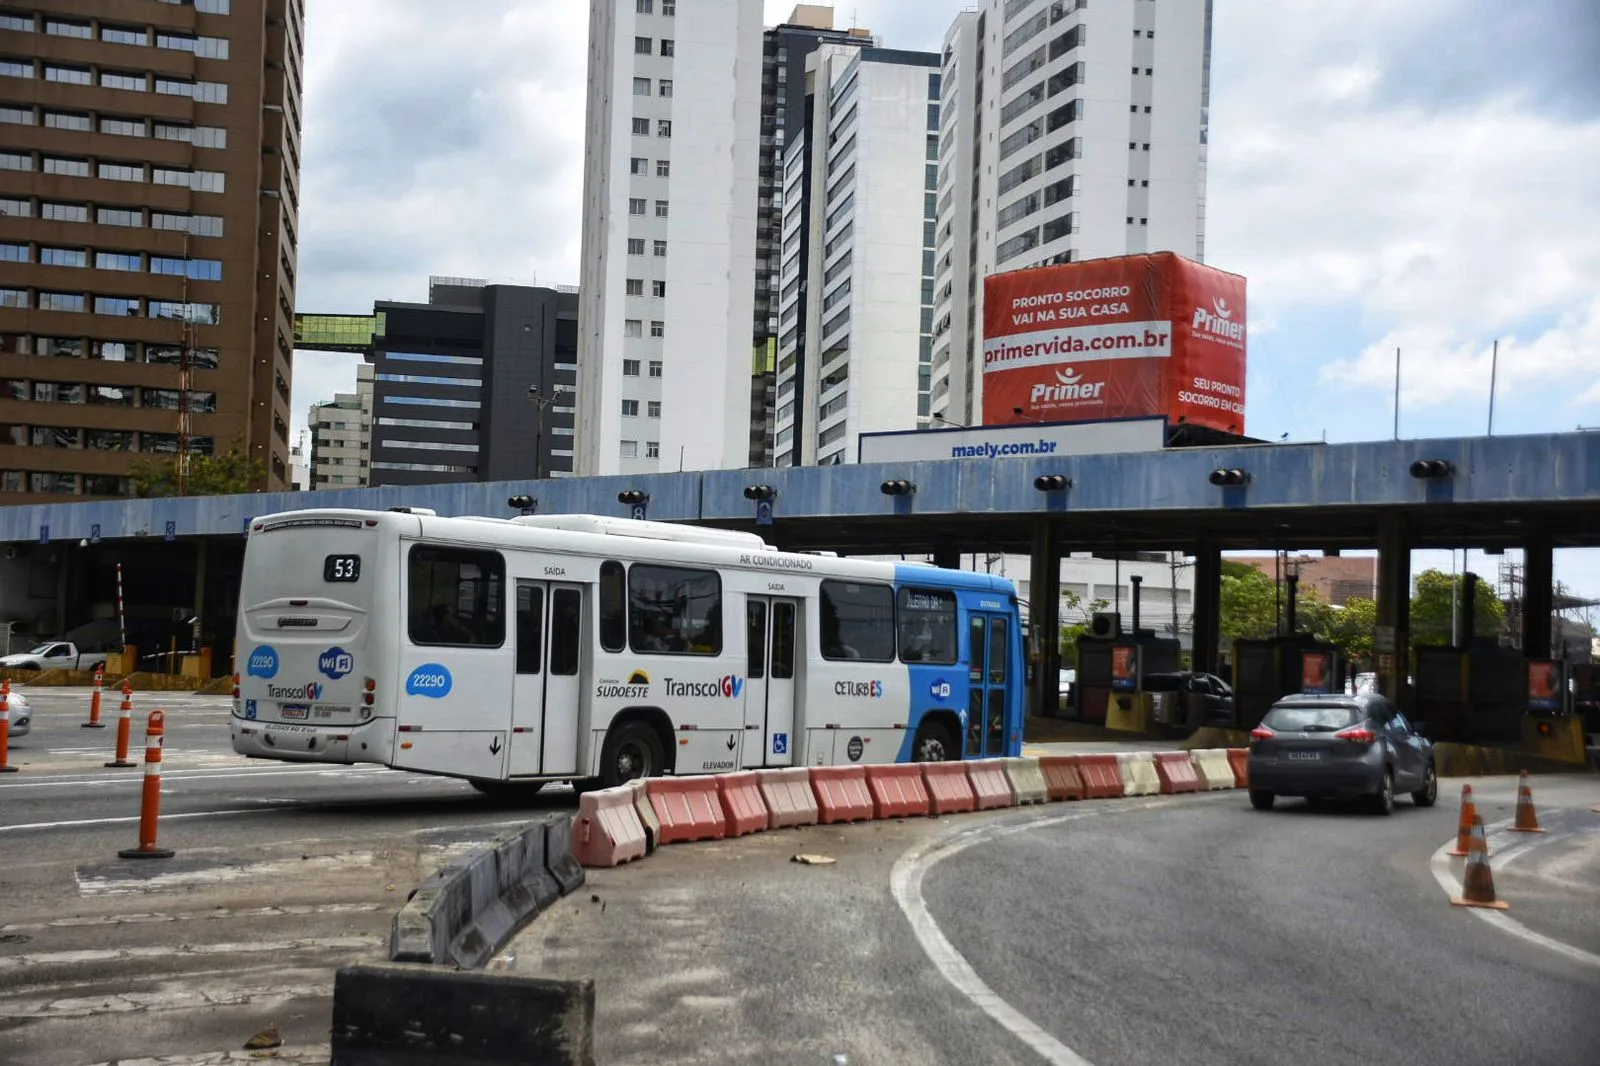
[363,676,375,706]
[231,673,240,700]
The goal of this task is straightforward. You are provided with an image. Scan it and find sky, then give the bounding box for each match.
[287,0,1600,594]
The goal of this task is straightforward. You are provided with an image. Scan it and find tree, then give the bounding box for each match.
[1410,568,1505,646]
[1218,561,1331,647]
[130,439,265,497]
[1317,596,1378,669]
[1058,588,1110,666]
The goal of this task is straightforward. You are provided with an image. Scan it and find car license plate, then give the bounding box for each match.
[1287,751,1323,761]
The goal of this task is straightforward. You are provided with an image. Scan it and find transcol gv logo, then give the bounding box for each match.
[266,681,324,701]
[1030,366,1106,405]
[1193,296,1246,342]
[662,675,745,698]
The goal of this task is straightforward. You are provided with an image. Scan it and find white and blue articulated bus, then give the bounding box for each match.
[232,509,1025,793]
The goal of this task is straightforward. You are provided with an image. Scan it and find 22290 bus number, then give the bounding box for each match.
[323,554,361,582]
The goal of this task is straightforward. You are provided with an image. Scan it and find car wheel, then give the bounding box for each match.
[1249,789,1275,810]
[1411,762,1438,807]
[911,719,957,762]
[600,720,665,789]
[1372,768,1395,816]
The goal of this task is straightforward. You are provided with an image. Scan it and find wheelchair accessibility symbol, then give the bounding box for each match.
[772,733,788,755]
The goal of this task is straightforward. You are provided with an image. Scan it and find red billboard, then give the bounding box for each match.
[982,252,1247,434]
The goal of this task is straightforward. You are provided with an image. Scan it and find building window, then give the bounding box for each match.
[650,320,664,338]
[95,296,141,316]
[627,237,646,255]
[648,360,663,378]
[660,39,674,56]
[40,247,87,268]
[99,116,146,137]
[95,251,141,271]
[626,278,644,296]
[42,202,87,222]
[624,319,643,337]
[636,0,652,11]
[0,59,33,78]
[0,152,31,171]
[45,111,91,131]
[628,197,646,215]
[634,36,651,55]
[631,117,649,136]
[100,71,147,92]
[647,401,661,418]
[630,156,647,175]
[646,440,660,458]
[98,162,146,182]
[622,399,640,416]
[657,120,672,138]
[620,439,639,458]
[655,199,669,217]
[656,159,670,178]
[0,289,26,308]
[0,243,27,263]
[659,78,672,97]
[46,19,92,39]
[623,359,641,376]
[44,157,91,177]
[101,25,147,45]
[633,76,651,96]
[663,0,675,13]
[653,240,667,257]
[0,13,34,31]
[97,207,143,227]
[0,105,30,125]
[651,280,666,298]
[38,292,86,313]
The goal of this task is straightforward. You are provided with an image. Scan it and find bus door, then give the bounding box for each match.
[966,613,1010,757]
[743,596,798,767]
[509,580,584,777]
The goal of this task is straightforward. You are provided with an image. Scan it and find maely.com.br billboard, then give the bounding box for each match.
[982,252,1247,434]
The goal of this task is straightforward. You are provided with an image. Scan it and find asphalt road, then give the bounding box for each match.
[0,687,572,1066]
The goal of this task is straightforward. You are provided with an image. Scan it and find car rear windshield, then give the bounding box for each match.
[1262,704,1362,732]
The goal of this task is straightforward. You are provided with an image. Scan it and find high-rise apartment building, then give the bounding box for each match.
[307,361,370,490]
[0,0,305,500]
[774,45,941,467]
[930,0,1213,425]
[576,0,764,476]
[368,278,578,487]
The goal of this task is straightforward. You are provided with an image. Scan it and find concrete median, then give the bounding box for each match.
[389,814,583,970]
[332,962,594,1066]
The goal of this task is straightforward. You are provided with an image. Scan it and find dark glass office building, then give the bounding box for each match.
[368,278,578,487]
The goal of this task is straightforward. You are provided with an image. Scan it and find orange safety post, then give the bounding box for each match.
[83,665,107,729]
[118,709,174,859]
[0,680,18,774]
[106,679,137,768]
[1449,815,1507,910]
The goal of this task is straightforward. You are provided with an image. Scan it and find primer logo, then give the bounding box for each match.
[1193,296,1246,341]
[1030,366,1106,404]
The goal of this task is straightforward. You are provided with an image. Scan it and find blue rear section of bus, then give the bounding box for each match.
[891,565,1025,762]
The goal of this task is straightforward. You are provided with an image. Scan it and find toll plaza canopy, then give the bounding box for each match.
[2,431,1599,555]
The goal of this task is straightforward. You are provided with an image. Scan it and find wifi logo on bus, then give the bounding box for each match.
[929,679,953,701]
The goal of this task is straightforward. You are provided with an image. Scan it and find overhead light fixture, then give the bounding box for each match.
[1033,474,1072,491]
[617,490,649,505]
[1409,459,1454,479]
[743,484,777,501]
[1209,468,1251,486]
[880,480,916,496]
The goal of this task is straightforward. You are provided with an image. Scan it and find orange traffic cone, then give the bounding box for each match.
[1451,815,1508,910]
[1448,784,1478,857]
[1509,771,1546,833]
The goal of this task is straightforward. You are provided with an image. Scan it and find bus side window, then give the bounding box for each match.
[599,561,627,653]
[409,545,505,647]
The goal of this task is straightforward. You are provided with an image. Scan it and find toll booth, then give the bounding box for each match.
[1231,636,1342,730]
[1412,644,1525,745]
[1074,634,1181,729]
[1572,663,1600,739]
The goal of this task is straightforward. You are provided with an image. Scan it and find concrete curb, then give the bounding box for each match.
[390,813,585,970]
[332,962,595,1066]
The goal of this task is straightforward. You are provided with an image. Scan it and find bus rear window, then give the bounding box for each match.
[408,545,505,647]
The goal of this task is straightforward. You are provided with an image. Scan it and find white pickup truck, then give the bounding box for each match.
[0,641,107,673]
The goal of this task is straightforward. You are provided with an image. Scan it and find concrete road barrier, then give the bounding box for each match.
[574,788,647,868]
[756,767,819,828]
[965,758,1014,810]
[626,777,660,852]
[645,777,728,844]
[1074,754,1125,799]
[1117,752,1162,797]
[921,761,978,814]
[716,770,770,837]
[1002,756,1049,805]
[810,765,874,824]
[332,962,594,1066]
[1154,751,1202,794]
[1038,755,1086,801]
[390,814,581,970]
[1192,749,1237,790]
[865,763,932,819]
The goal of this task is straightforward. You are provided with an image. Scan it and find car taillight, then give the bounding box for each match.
[1335,726,1376,743]
[1249,725,1275,740]
[231,673,240,700]
[363,676,376,706]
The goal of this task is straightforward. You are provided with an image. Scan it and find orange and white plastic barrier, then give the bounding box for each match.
[716,771,769,838]
[118,709,174,859]
[809,765,874,824]
[756,767,820,828]
[1001,756,1049,805]
[1190,749,1236,791]
[1225,748,1250,788]
[644,777,727,844]
[964,758,1014,810]
[1154,752,1202,794]
[574,787,648,868]
[921,761,978,814]
[865,763,932,819]
[1037,755,1086,801]
[1117,752,1162,797]
[106,680,136,769]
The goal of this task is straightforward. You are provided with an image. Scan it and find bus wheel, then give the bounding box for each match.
[912,720,957,762]
[601,721,664,789]
[468,779,546,800]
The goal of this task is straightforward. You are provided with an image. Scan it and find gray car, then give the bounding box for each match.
[1246,692,1436,815]
[3,691,30,738]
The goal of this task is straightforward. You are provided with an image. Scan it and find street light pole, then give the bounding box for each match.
[527,384,569,481]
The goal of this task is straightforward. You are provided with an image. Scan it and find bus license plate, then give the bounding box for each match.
[280,704,309,719]
[1287,751,1323,761]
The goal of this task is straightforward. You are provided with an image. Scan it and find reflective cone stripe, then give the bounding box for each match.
[1450,815,1508,910]
[1448,784,1477,857]
[1509,771,1546,834]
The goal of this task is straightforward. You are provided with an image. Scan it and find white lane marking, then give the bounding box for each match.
[75,851,377,896]
[0,807,277,834]
[1429,818,1600,972]
[891,796,1212,1065]
[1,901,384,933]
[0,765,390,789]
[79,1045,333,1066]
[1,981,335,1021]
[0,935,378,972]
